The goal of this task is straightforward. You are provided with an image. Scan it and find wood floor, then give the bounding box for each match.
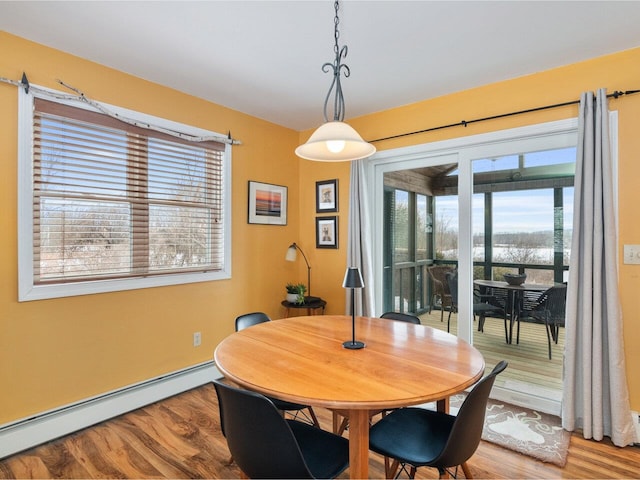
[1,383,639,479]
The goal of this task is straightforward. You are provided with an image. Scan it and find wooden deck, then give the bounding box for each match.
[419,309,563,402]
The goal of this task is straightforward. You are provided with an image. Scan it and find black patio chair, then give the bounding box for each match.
[446,271,506,339]
[427,265,455,322]
[522,284,567,359]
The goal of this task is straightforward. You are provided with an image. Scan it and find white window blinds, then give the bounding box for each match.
[32,98,226,285]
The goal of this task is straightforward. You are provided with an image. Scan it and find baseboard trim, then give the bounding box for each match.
[0,361,222,459]
[632,410,640,444]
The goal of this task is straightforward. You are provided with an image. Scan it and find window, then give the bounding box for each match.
[383,188,433,314]
[472,148,575,284]
[434,195,459,260]
[18,91,231,300]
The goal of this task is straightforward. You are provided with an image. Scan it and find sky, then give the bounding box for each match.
[427,147,576,234]
[434,188,574,235]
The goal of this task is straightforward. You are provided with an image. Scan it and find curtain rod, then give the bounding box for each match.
[368,89,640,144]
[0,73,241,146]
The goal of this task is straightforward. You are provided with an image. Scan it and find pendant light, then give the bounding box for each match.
[295,0,376,162]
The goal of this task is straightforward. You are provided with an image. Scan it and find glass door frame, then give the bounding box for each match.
[367,118,581,415]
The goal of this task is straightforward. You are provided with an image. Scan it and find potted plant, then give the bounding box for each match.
[285,283,306,304]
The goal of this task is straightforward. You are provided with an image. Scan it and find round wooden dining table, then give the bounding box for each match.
[214,315,485,479]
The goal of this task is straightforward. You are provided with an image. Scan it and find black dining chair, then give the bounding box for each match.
[234,311,270,331]
[381,311,422,324]
[213,379,349,479]
[369,360,508,479]
[446,271,506,339]
[234,312,320,428]
[522,284,567,359]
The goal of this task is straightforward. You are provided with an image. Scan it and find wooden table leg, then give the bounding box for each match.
[348,409,370,479]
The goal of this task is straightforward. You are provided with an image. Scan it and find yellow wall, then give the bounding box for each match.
[0,32,311,423]
[298,46,640,411]
[2,30,640,425]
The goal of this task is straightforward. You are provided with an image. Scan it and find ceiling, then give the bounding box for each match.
[2,1,640,131]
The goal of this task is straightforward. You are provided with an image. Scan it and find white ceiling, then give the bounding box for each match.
[2,1,640,131]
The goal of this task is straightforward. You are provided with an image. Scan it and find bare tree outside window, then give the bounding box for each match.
[32,99,225,285]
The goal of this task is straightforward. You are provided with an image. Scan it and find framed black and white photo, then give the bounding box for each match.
[316,179,338,213]
[316,216,338,248]
[248,181,287,225]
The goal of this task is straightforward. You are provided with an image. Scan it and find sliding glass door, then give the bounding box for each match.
[371,118,579,414]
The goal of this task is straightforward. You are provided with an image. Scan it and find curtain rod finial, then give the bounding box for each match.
[21,72,29,94]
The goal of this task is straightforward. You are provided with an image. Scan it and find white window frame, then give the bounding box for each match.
[17,87,232,301]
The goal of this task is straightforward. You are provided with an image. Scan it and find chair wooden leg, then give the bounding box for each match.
[306,406,321,428]
[385,459,400,479]
[337,416,348,435]
[461,461,473,478]
[332,411,349,435]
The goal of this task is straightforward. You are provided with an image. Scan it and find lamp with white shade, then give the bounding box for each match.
[295,0,376,162]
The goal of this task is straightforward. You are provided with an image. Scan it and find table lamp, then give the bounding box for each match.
[343,266,365,349]
[285,242,320,303]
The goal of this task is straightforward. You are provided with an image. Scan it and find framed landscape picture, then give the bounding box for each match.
[248,181,287,225]
[316,216,338,248]
[316,179,338,213]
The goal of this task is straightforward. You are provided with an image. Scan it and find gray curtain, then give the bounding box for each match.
[345,159,375,316]
[563,89,636,446]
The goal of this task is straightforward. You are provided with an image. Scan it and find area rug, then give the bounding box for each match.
[450,394,570,467]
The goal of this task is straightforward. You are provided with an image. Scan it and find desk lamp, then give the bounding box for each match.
[285,243,320,303]
[343,267,365,349]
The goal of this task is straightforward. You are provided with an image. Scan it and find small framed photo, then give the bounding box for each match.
[316,216,338,249]
[248,181,287,225]
[316,179,338,213]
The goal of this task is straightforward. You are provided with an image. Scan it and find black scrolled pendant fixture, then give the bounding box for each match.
[295,0,376,162]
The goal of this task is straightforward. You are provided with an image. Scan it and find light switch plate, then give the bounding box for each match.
[623,245,640,264]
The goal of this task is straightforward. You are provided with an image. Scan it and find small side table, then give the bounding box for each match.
[281,299,327,317]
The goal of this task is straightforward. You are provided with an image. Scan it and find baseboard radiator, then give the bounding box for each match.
[0,361,222,459]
